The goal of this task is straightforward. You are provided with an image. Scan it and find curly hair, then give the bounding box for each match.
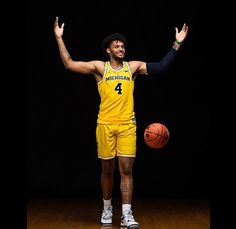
[101,33,127,58]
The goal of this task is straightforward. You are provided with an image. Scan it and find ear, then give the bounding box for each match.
[106,48,111,54]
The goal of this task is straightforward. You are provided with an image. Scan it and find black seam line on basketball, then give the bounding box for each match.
[161,125,164,137]
[145,131,169,139]
[146,136,168,142]
[145,136,168,143]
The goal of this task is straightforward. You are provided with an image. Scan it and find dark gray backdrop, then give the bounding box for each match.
[26,0,211,198]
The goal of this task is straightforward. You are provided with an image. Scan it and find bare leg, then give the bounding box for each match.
[118,157,139,227]
[118,157,134,204]
[101,158,116,200]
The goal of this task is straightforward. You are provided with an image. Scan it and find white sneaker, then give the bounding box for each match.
[101,205,113,225]
[120,210,139,228]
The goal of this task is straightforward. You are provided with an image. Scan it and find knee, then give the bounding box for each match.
[120,166,132,176]
[102,164,114,176]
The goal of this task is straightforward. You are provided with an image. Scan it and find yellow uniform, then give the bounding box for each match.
[96,61,137,159]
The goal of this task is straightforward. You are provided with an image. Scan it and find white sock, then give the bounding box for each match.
[103,199,112,210]
[122,204,131,215]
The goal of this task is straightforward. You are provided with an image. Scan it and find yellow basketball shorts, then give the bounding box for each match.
[96,123,137,160]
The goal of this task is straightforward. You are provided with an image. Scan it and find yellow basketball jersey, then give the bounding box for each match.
[97,61,135,125]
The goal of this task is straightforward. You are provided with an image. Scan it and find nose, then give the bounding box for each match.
[118,47,124,52]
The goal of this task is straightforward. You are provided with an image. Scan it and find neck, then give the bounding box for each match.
[109,58,123,70]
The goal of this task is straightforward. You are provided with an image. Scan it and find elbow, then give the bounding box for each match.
[159,63,169,73]
[146,62,167,75]
[64,63,71,70]
[64,59,73,70]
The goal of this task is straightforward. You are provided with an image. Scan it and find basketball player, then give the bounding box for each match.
[54,17,188,228]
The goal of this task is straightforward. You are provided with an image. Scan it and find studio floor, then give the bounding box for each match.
[27,197,209,229]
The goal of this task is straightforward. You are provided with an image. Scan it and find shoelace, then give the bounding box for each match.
[103,208,112,219]
[123,210,135,222]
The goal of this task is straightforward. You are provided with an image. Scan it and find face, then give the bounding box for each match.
[106,40,125,60]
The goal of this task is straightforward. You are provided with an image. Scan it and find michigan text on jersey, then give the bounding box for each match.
[106,76,130,81]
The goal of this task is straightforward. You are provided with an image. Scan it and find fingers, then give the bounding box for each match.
[54,17,65,30]
[175,27,178,33]
[182,23,188,32]
[54,16,59,28]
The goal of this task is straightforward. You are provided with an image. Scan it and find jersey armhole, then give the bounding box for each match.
[97,62,107,84]
[126,62,135,81]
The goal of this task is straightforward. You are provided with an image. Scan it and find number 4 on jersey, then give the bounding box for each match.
[115,83,122,94]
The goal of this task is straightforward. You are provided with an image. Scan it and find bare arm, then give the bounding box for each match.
[54,17,104,76]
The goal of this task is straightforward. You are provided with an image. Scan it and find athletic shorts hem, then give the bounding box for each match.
[98,155,116,160]
[117,154,136,158]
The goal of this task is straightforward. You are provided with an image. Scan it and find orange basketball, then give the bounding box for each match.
[144,123,170,149]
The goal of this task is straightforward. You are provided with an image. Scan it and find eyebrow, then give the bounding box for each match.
[113,42,125,47]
